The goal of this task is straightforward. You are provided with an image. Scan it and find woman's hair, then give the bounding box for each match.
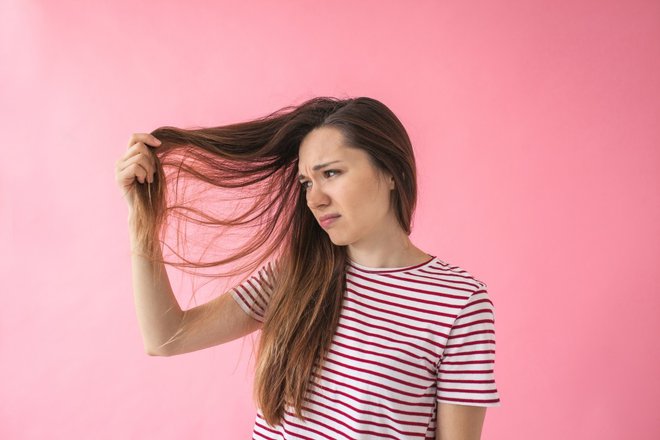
[130,96,418,427]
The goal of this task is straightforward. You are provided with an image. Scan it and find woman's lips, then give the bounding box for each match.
[320,215,340,228]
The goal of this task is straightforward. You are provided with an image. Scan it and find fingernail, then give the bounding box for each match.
[155,138,161,145]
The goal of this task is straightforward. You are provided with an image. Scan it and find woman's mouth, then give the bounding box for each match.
[320,215,341,228]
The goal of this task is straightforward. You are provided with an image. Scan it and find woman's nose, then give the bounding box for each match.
[306,184,329,208]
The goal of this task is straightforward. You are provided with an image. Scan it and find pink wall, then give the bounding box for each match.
[1,0,659,438]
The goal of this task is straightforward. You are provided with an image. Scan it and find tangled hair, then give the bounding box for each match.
[129,96,418,427]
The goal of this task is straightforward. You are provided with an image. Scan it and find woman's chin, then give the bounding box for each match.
[327,233,349,246]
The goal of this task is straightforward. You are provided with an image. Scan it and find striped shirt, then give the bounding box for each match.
[230,255,501,439]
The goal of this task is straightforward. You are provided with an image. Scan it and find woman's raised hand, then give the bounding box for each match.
[115,133,161,210]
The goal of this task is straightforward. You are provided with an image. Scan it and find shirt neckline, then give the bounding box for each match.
[347,254,437,274]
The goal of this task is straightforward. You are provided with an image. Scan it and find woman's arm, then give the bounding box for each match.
[436,403,487,440]
[128,212,264,356]
[128,213,184,355]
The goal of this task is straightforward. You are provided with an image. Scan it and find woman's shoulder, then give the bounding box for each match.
[423,256,488,292]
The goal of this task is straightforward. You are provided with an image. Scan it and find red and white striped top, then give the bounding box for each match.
[230,255,501,439]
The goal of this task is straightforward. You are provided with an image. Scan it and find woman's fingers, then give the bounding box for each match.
[118,150,155,178]
[121,140,157,166]
[115,133,161,205]
[127,132,162,149]
[118,162,149,185]
[123,133,161,166]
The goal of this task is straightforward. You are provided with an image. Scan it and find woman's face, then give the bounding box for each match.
[297,126,396,247]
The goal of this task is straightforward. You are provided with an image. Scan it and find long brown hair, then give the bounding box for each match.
[129,96,418,427]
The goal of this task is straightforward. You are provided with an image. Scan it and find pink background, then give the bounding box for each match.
[1,0,659,438]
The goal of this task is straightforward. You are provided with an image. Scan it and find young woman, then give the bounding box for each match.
[115,96,501,439]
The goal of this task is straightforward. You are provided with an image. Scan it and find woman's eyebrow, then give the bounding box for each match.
[297,160,343,181]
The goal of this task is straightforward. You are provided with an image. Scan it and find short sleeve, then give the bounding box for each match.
[229,259,279,323]
[436,287,501,407]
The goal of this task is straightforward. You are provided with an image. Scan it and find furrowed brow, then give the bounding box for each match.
[297,160,343,181]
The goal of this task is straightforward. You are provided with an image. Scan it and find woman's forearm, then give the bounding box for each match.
[128,213,183,356]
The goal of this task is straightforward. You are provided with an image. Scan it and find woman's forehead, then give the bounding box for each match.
[299,127,345,154]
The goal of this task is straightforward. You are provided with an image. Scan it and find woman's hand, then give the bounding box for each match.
[115,133,161,209]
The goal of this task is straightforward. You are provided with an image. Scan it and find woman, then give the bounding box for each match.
[115,96,501,439]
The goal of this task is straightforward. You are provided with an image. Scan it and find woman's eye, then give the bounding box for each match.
[300,170,340,190]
